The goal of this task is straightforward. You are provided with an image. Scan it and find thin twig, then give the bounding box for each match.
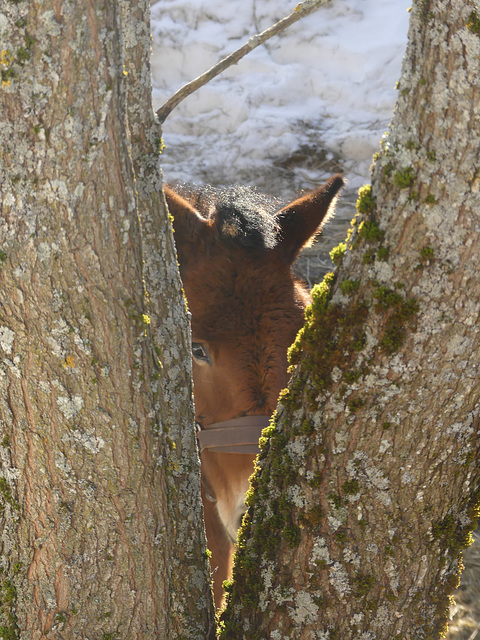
[156,0,331,124]
[468,626,480,640]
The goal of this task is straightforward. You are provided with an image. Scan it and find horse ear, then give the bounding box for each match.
[274,174,345,264]
[164,185,211,271]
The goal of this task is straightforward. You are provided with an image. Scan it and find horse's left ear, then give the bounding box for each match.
[274,174,345,264]
[163,185,213,273]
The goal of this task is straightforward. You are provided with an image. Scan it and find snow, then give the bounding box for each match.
[150,0,411,277]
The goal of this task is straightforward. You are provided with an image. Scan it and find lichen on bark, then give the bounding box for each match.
[220,1,480,638]
[0,1,213,638]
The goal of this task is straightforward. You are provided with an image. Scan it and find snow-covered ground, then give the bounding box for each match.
[150,0,411,278]
[151,0,410,189]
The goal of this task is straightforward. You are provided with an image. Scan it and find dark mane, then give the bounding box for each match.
[172,183,283,251]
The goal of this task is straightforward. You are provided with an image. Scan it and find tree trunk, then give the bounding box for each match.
[0,1,213,638]
[220,1,480,638]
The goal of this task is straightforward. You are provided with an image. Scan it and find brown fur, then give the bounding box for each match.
[165,175,344,607]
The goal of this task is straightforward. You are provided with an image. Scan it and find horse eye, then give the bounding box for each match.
[192,342,211,364]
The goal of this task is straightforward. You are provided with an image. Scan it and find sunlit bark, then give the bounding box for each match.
[221,2,480,638]
[0,1,213,638]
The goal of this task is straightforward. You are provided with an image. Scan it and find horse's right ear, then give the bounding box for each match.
[164,185,211,270]
[274,174,345,264]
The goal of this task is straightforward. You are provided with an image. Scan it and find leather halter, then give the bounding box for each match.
[196,415,271,454]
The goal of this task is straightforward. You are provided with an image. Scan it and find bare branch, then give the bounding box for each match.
[156,0,331,124]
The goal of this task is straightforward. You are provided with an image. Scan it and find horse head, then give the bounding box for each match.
[165,175,344,605]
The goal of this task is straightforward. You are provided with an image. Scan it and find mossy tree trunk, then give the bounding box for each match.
[0,1,214,639]
[221,1,480,638]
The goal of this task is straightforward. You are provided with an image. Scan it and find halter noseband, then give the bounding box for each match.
[196,415,271,454]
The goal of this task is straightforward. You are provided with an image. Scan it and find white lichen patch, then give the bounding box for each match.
[345,491,361,504]
[271,584,295,608]
[285,484,306,508]
[289,590,319,625]
[42,179,70,204]
[446,413,476,441]
[385,559,399,594]
[1,467,19,483]
[3,190,15,208]
[352,612,364,625]
[364,329,379,351]
[446,333,474,357]
[0,326,15,354]
[286,436,308,464]
[4,360,21,379]
[37,242,51,265]
[331,366,343,383]
[74,182,85,199]
[306,469,320,484]
[100,364,110,377]
[373,259,394,283]
[373,604,391,628]
[73,332,92,355]
[62,429,105,454]
[48,319,71,358]
[0,13,9,40]
[260,563,275,592]
[322,394,345,421]
[401,467,413,485]
[333,428,350,454]
[327,513,345,533]
[191,568,209,596]
[378,439,392,455]
[346,451,391,506]
[57,395,83,419]
[343,547,361,567]
[414,555,429,588]
[55,451,72,474]
[310,537,331,566]
[258,563,275,611]
[329,561,351,597]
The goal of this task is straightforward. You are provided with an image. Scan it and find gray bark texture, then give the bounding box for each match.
[220,1,480,638]
[0,1,214,639]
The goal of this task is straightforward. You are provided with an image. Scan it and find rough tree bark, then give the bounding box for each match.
[0,1,213,639]
[2,0,479,638]
[220,1,480,638]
